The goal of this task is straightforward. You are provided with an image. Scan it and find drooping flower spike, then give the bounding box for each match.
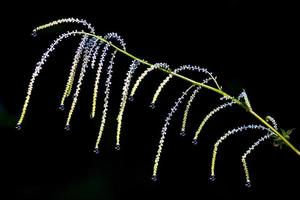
[64,37,99,130]
[152,85,195,181]
[152,77,212,181]
[18,18,97,129]
[151,65,221,108]
[16,30,84,130]
[180,88,200,137]
[193,101,236,144]
[34,18,96,111]
[241,132,274,188]
[240,115,278,188]
[92,34,127,153]
[210,124,274,183]
[115,60,141,148]
[129,63,170,101]
[90,45,101,69]
[32,17,96,36]
[60,36,88,111]
[180,79,212,137]
[192,90,252,143]
[94,50,117,151]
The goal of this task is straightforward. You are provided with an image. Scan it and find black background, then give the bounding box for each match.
[1,1,299,199]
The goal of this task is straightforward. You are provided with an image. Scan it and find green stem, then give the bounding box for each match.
[82,31,300,156]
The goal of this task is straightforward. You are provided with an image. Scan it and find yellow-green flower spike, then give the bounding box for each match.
[181,87,200,136]
[241,157,250,185]
[193,101,236,142]
[180,77,212,136]
[151,65,220,107]
[152,85,194,179]
[129,63,169,99]
[60,36,87,110]
[95,51,117,150]
[116,60,140,147]
[210,143,219,181]
[65,38,99,129]
[151,75,172,106]
[91,44,109,119]
[17,31,81,129]
[32,18,95,35]
[241,133,273,187]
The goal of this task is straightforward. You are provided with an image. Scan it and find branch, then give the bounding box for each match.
[80,31,300,156]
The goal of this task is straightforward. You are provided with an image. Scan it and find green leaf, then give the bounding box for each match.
[272,128,295,150]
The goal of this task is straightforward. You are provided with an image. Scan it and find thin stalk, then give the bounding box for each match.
[81,31,300,156]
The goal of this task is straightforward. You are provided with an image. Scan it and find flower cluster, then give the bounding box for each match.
[17,30,82,129]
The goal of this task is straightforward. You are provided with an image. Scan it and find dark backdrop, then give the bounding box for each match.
[1,1,299,199]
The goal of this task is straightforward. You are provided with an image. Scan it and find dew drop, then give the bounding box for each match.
[115,144,120,151]
[90,113,95,119]
[151,175,158,182]
[94,148,100,155]
[16,124,22,131]
[149,103,155,109]
[245,181,251,188]
[128,96,134,102]
[209,175,216,182]
[65,125,70,131]
[31,31,37,37]
[192,139,198,145]
[59,104,65,111]
[180,131,186,137]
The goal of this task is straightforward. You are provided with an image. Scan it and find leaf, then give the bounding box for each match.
[272,128,295,149]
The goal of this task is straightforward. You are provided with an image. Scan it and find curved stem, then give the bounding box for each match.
[81,31,300,156]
